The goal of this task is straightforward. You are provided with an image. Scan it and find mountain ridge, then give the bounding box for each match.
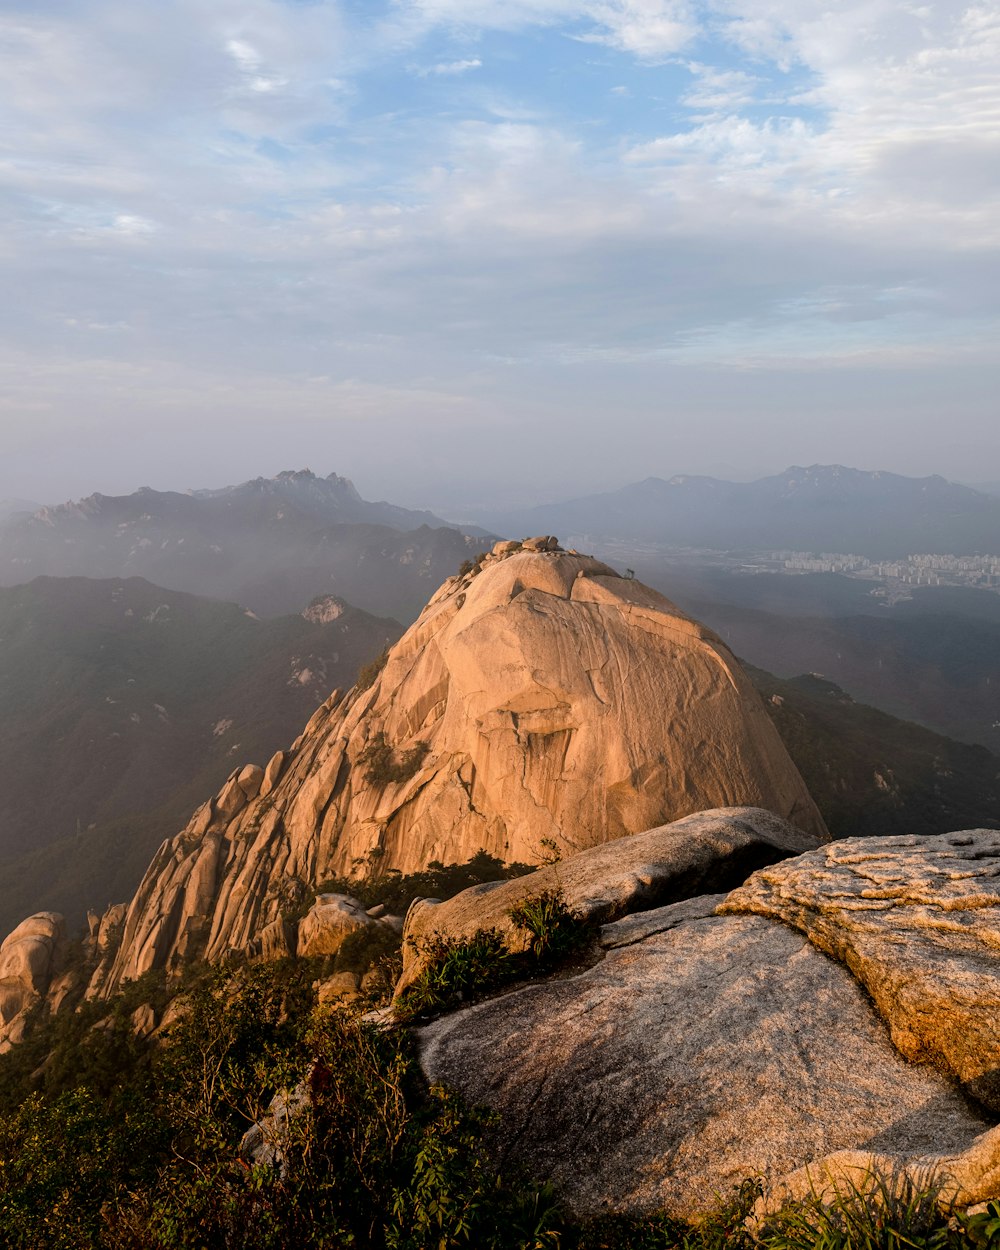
[0,470,488,621]
[471,464,1000,558]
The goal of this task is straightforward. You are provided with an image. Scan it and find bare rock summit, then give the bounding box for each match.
[96,541,824,991]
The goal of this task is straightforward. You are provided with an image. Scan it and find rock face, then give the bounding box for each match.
[418,903,992,1219]
[398,807,819,994]
[0,912,66,1050]
[97,543,823,992]
[720,830,1000,1111]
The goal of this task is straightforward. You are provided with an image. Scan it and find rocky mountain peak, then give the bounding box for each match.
[93,539,824,994]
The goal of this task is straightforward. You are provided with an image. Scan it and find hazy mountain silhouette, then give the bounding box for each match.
[473,465,1000,557]
[0,499,42,521]
[0,575,400,931]
[0,470,488,620]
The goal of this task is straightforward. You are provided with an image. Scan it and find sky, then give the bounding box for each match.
[1,0,999,512]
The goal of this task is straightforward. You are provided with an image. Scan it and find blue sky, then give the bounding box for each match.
[2,0,999,510]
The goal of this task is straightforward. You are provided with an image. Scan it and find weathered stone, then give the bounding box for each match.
[237,764,264,801]
[258,917,296,961]
[316,971,361,1007]
[719,830,1000,1110]
[99,551,823,992]
[521,535,561,552]
[296,894,375,958]
[491,540,522,556]
[96,903,127,951]
[241,1085,310,1171]
[397,808,818,994]
[131,1003,157,1037]
[417,907,992,1220]
[0,912,66,1050]
[764,1122,1000,1214]
[45,969,80,1016]
[261,750,286,797]
[302,595,345,625]
[215,772,249,821]
[189,801,214,836]
[152,995,191,1038]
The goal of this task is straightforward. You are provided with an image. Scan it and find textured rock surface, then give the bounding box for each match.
[296,893,376,958]
[397,807,818,994]
[764,1122,1000,1213]
[0,912,66,1050]
[720,831,1000,1110]
[418,906,992,1219]
[98,545,823,992]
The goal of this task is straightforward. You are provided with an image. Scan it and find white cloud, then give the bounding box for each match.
[681,62,759,113]
[388,0,696,59]
[421,57,483,75]
[580,0,697,58]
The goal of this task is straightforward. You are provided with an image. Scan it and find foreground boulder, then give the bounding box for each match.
[413,823,1000,1218]
[398,806,818,994]
[98,543,824,993]
[720,829,1000,1111]
[418,902,992,1219]
[0,912,66,1050]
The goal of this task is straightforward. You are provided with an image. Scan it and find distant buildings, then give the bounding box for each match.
[772,551,1000,590]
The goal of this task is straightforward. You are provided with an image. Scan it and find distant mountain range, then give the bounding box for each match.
[0,470,487,621]
[749,668,1000,840]
[0,575,400,933]
[0,499,42,522]
[685,597,1000,753]
[473,465,1000,558]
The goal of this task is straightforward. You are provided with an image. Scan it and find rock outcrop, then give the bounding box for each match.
[397,807,818,994]
[719,830,1000,1111]
[97,542,824,992]
[418,901,993,1219]
[0,912,66,1050]
[411,819,1000,1218]
[296,893,384,958]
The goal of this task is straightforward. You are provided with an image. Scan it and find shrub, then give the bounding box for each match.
[359,731,429,785]
[0,1086,166,1250]
[395,889,591,1022]
[355,647,389,692]
[456,551,491,579]
[758,1168,959,1250]
[509,889,590,963]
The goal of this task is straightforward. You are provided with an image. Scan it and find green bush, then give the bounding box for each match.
[358,731,429,785]
[395,888,591,1022]
[0,1086,165,1250]
[758,1168,963,1250]
[355,647,389,692]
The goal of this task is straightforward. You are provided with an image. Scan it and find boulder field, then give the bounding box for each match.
[87,540,824,993]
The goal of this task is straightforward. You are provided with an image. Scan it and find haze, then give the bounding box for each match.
[2,0,999,512]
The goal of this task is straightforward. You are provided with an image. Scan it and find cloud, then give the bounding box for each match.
[1,0,999,504]
[420,56,483,75]
[680,62,760,113]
